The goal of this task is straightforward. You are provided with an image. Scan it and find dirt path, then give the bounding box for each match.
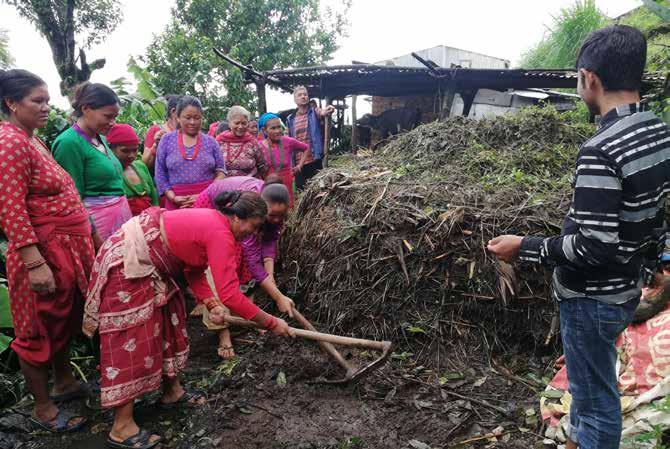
[2,310,549,449]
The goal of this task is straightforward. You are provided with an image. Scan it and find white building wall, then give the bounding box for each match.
[377,45,509,69]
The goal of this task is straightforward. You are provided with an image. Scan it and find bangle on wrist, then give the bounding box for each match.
[262,316,278,330]
[203,297,223,311]
[24,258,46,270]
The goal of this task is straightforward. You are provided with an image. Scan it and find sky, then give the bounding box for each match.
[0,0,642,115]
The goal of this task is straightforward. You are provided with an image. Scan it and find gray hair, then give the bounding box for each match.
[293,85,308,96]
[227,105,250,122]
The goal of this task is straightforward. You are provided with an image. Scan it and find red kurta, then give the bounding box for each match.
[84,207,258,407]
[0,122,95,365]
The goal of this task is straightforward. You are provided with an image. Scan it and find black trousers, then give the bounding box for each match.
[295,159,323,190]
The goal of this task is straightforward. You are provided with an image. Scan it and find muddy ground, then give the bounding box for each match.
[0,297,557,449]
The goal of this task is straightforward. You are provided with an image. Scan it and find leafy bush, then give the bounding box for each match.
[520,0,608,69]
[111,57,167,145]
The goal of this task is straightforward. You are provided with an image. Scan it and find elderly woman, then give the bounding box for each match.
[155,96,226,210]
[107,124,158,216]
[0,69,96,432]
[143,94,180,171]
[84,193,293,448]
[259,113,309,208]
[216,106,268,178]
[193,175,294,358]
[53,83,131,244]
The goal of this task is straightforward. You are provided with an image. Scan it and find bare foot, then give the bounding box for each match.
[218,346,235,359]
[218,329,235,359]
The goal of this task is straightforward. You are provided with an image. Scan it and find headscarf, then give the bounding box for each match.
[258,112,280,130]
[106,123,139,147]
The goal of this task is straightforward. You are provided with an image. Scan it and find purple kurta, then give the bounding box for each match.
[194,176,281,283]
[155,131,226,195]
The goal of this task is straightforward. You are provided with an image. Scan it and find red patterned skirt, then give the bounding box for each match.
[8,214,94,366]
[84,208,189,408]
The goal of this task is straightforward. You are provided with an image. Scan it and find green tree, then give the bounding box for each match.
[0,29,13,69]
[3,0,123,95]
[143,0,350,121]
[520,0,608,69]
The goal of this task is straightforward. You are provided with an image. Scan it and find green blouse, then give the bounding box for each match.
[123,160,159,205]
[52,127,124,198]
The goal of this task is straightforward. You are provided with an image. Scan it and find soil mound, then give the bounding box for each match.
[279,107,594,360]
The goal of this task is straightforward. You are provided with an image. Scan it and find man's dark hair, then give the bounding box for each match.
[576,25,646,92]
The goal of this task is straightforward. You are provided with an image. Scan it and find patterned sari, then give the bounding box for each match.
[84,208,188,407]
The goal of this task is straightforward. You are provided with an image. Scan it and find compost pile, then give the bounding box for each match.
[279,107,594,361]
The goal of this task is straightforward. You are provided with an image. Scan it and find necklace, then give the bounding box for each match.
[72,123,121,176]
[264,138,285,171]
[178,130,201,161]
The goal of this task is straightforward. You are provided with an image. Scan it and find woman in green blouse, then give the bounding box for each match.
[53,83,131,245]
[106,124,158,215]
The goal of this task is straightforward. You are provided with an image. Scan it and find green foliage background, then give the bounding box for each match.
[143,0,350,122]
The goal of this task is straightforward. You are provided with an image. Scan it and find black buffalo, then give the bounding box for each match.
[356,107,422,140]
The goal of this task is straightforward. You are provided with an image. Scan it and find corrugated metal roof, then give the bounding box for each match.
[263,64,665,98]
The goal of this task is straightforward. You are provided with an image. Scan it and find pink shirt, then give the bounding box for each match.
[193,176,282,283]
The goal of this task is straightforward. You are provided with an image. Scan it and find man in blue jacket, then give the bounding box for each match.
[287,86,334,189]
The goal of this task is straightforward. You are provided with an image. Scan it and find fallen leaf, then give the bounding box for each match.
[408,439,431,449]
[540,389,564,399]
[238,406,253,415]
[473,376,487,387]
[276,371,287,387]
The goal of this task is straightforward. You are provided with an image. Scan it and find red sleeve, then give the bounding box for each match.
[0,134,39,249]
[206,232,260,319]
[285,136,308,153]
[183,267,215,302]
[144,125,160,151]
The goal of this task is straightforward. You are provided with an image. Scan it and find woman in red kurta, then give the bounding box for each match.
[258,113,309,208]
[0,69,96,432]
[83,192,293,448]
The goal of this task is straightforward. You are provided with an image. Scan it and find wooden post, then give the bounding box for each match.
[323,96,331,168]
[440,87,456,120]
[255,79,267,115]
[351,95,358,153]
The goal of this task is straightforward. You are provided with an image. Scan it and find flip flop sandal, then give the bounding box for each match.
[30,408,86,433]
[156,389,206,410]
[49,380,90,402]
[107,428,161,449]
[217,345,236,359]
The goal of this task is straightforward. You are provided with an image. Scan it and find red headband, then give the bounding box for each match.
[106,123,139,147]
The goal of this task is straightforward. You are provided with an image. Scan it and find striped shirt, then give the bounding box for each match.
[519,104,670,304]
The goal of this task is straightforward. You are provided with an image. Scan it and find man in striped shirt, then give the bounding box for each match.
[488,25,670,449]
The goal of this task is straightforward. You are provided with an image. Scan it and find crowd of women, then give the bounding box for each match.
[0,67,334,449]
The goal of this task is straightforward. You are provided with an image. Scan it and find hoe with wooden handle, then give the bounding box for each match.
[223,314,393,385]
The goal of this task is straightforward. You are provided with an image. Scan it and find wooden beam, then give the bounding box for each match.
[323,97,331,168]
[440,88,456,120]
[460,89,478,117]
[351,95,358,154]
[255,79,267,115]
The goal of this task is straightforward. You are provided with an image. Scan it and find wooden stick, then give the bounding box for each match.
[292,309,355,374]
[323,96,331,168]
[223,316,390,351]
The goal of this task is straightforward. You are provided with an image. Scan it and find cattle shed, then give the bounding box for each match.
[258,63,665,161]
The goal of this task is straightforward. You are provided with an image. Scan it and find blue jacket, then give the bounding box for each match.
[287,107,323,160]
